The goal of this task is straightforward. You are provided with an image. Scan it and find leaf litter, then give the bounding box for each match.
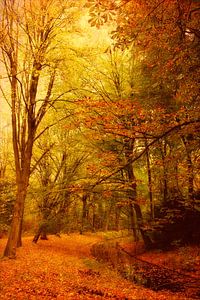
[0,234,196,299]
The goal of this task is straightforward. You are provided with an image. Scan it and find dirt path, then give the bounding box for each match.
[0,234,192,299]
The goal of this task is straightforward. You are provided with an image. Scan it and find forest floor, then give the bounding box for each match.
[0,234,199,300]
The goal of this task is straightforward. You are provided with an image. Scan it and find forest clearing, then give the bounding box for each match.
[0,233,199,299]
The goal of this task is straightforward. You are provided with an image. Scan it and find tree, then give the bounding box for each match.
[83,0,200,248]
[0,0,77,257]
[31,124,88,242]
[73,46,152,241]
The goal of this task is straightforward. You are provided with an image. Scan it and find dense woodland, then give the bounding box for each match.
[0,0,200,261]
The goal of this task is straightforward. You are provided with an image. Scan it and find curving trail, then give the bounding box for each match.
[0,234,191,299]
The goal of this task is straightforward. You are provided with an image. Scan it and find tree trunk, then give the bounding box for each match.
[182,136,194,201]
[115,206,120,231]
[32,227,42,244]
[129,203,138,240]
[80,194,87,234]
[159,140,168,203]
[103,202,113,231]
[32,223,48,243]
[187,153,194,200]
[92,205,96,233]
[145,136,154,219]
[40,229,48,240]
[124,137,153,247]
[17,206,24,247]
[3,184,27,258]
[133,202,153,249]
[17,219,23,248]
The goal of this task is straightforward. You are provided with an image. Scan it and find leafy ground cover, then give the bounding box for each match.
[119,242,200,298]
[0,234,198,299]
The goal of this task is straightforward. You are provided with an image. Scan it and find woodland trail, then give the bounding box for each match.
[0,234,194,299]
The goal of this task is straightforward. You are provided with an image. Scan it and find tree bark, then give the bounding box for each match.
[182,137,194,201]
[32,227,42,244]
[144,136,154,220]
[32,223,48,243]
[17,217,23,248]
[80,194,88,234]
[115,206,120,231]
[40,229,48,240]
[129,203,138,240]
[124,137,152,247]
[92,204,96,232]
[3,182,28,258]
[103,203,113,231]
[158,139,168,203]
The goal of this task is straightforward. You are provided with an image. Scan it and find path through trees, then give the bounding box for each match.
[0,234,197,299]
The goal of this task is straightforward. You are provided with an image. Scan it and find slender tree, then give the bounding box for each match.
[0,0,72,257]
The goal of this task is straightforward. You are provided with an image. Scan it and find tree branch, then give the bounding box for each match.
[94,119,200,186]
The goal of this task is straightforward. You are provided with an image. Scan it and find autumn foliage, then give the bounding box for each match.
[0,0,200,298]
[1,234,199,299]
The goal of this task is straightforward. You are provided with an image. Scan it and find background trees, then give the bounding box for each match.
[85,0,200,248]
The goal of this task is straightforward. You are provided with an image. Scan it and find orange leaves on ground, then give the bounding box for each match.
[0,234,191,300]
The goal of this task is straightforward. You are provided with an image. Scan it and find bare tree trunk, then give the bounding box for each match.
[32,227,43,244]
[124,137,153,247]
[129,203,138,240]
[115,206,120,231]
[17,218,23,248]
[40,229,48,240]
[17,204,25,248]
[187,153,194,200]
[133,202,153,249]
[103,202,113,231]
[144,136,154,220]
[32,222,48,243]
[124,138,139,240]
[80,194,88,234]
[158,139,168,203]
[182,137,194,201]
[3,182,27,258]
[92,204,96,233]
